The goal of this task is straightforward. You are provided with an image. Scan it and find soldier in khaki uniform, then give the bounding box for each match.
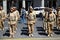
[43,7,49,33]
[8,7,18,38]
[47,8,56,37]
[12,7,20,32]
[26,6,36,37]
[56,7,60,29]
[0,6,7,30]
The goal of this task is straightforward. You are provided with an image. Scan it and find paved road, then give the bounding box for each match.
[0,17,60,38]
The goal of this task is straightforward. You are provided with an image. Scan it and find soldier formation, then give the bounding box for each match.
[0,5,60,38]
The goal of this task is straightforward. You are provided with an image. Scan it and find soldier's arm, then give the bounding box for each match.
[26,11,28,18]
[8,14,10,24]
[42,12,45,18]
[34,11,36,21]
[16,11,20,21]
[2,10,7,20]
[53,13,56,25]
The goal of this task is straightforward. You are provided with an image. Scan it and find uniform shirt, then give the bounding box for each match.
[9,12,17,24]
[27,11,36,24]
[13,10,20,21]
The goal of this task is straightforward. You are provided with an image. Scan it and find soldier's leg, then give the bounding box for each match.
[0,21,4,31]
[50,24,53,36]
[48,23,53,37]
[31,24,34,33]
[14,23,17,33]
[27,24,31,36]
[12,24,15,38]
[1,21,4,31]
[9,25,13,37]
[31,24,34,37]
[43,21,45,30]
[48,23,50,36]
[45,22,48,33]
[57,19,60,29]
[0,21,2,30]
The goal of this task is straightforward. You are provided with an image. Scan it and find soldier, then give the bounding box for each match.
[47,8,56,37]
[43,7,49,33]
[8,7,18,38]
[56,7,60,29]
[12,7,20,33]
[0,6,7,30]
[26,6,36,37]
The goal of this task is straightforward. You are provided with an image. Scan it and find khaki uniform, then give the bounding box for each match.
[48,10,56,36]
[8,12,17,38]
[56,8,60,29]
[43,11,48,33]
[14,10,20,20]
[27,11,36,36]
[0,10,7,30]
[13,10,20,31]
[43,8,49,33]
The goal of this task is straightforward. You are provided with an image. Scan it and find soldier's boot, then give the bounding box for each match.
[28,24,31,37]
[15,24,17,30]
[10,33,14,38]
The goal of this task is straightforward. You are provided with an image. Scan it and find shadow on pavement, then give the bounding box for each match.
[36,27,47,36]
[21,27,28,36]
[53,27,60,35]
[3,30,10,37]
